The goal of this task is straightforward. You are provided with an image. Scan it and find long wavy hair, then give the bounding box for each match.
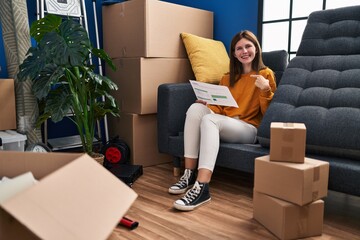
[229,30,266,86]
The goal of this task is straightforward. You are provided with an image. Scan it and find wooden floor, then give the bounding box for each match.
[110,163,360,240]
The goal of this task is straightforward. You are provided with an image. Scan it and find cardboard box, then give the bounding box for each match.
[106,57,194,114]
[270,122,306,163]
[0,130,27,151]
[254,155,329,206]
[253,191,324,240]
[102,0,213,58]
[0,79,16,130]
[0,151,137,240]
[108,113,171,167]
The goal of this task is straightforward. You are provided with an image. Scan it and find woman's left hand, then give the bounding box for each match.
[251,74,271,91]
[195,99,208,105]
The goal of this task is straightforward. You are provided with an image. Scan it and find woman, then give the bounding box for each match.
[169,30,277,211]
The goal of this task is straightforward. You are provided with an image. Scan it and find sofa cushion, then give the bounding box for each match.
[262,50,288,85]
[257,5,360,160]
[180,32,229,84]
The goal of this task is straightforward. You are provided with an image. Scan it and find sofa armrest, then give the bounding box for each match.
[157,83,196,154]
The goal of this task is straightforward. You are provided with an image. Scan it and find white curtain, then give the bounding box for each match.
[0,0,41,144]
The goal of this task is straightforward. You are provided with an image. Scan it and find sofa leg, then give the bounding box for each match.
[173,157,181,177]
[173,167,180,177]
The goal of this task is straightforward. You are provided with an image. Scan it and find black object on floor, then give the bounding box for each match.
[109,164,143,187]
[101,136,130,168]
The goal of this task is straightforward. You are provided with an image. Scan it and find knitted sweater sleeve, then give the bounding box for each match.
[259,68,277,115]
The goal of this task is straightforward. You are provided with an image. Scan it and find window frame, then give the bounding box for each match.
[258,0,358,60]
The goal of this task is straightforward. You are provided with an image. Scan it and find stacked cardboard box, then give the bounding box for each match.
[253,122,330,240]
[102,0,213,166]
[0,79,27,151]
[0,79,17,131]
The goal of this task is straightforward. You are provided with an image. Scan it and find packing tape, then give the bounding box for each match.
[312,166,320,200]
[306,161,322,201]
[119,3,125,17]
[122,47,127,57]
[313,166,320,181]
[284,122,295,128]
[297,204,310,236]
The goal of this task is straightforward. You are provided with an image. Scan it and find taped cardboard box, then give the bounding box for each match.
[0,151,137,240]
[270,122,306,163]
[108,113,171,167]
[102,0,213,58]
[0,79,16,130]
[254,155,329,206]
[106,57,194,114]
[253,191,324,240]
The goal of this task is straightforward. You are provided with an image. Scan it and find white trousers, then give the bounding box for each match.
[184,103,257,172]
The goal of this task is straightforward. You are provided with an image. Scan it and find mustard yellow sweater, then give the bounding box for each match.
[208,67,276,128]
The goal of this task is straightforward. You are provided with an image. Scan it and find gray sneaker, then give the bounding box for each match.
[173,181,211,211]
[168,169,196,194]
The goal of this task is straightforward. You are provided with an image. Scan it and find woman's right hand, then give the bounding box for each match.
[195,99,207,105]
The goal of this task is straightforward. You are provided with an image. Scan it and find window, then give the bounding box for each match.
[259,0,360,60]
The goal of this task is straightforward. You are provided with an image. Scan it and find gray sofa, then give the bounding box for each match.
[157,6,360,197]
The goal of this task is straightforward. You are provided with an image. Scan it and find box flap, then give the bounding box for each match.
[271,122,306,130]
[0,151,83,179]
[1,154,137,240]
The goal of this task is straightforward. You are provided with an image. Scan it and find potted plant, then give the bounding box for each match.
[17,14,119,159]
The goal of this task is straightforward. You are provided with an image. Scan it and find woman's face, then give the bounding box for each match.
[233,38,257,66]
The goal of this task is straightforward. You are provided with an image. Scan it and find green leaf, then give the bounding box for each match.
[37,20,90,67]
[44,86,73,122]
[103,92,118,108]
[91,48,116,71]
[88,71,118,91]
[30,14,62,42]
[94,101,119,120]
[32,64,65,99]
[36,112,52,128]
[57,19,91,66]
[17,47,46,81]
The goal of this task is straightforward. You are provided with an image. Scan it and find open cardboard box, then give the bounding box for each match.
[0,151,137,240]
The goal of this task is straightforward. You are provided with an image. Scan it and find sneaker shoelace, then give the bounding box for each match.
[173,169,192,188]
[181,182,202,204]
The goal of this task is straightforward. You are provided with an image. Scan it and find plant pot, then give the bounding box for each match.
[91,152,105,166]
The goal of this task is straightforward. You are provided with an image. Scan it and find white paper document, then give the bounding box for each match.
[190,80,238,108]
[0,172,37,204]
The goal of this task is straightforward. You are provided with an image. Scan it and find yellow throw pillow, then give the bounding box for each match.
[181,32,229,84]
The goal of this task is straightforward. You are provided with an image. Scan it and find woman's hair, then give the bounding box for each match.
[229,30,266,86]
